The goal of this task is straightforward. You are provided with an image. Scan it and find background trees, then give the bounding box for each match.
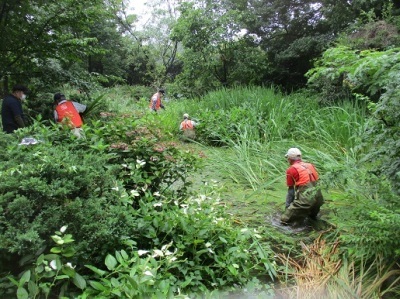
[2,0,398,96]
[0,0,121,94]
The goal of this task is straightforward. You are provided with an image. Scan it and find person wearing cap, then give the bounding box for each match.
[149,89,165,112]
[53,93,87,138]
[1,84,29,133]
[179,113,197,140]
[280,147,324,224]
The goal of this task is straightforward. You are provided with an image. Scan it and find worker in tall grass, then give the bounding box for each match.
[149,89,165,112]
[281,148,324,225]
[179,113,197,140]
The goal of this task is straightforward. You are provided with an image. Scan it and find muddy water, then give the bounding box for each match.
[269,212,332,234]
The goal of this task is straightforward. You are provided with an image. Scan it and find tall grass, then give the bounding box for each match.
[177,87,367,191]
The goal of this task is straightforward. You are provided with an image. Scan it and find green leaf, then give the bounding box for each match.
[219,236,227,243]
[61,247,75,257]
[63,234,75,244]
[89,280,108,291]
[55,275,70,280]
[85,265,107,276]
[7,276,19,286]
[19,270,31,286]
[105,254,117,270]
[17,287,29,299]
[27,280,38,296]
[120,250,129,260]
[19,270,31,285]
[50,247,62,253]
[73,272,86,290]
[62,266,76,277]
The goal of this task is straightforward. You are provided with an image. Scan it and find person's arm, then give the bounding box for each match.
[151,96,157,111]
[285,187,295,208]
[285,167,297,208]
[14,115,25,128]
[72,102,87,113]
[9,100,25,128]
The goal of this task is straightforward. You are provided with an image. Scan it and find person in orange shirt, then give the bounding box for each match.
[179,113,197,140]
[149,89,165,112]
[280,147,324,225]
[53,93,86,138]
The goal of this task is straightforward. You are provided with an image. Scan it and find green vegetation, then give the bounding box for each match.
[1,0,400,298]
[1,84,399,298]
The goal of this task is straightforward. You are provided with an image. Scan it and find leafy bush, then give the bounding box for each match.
[0,112,200,269]
[81,195,276,297]
[1,108,278,298]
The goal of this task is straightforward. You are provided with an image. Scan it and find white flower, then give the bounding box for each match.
[153,191,160,197]
[60,225,68,233]
[152,249,164,257]
[144,270,154,277]
[153,202,162,207]
[136,159,146,168]
[50,260,58,270]
[65,262,75,269]
[138,250,149,256]
[205,242,212,248]
[130,189,140,197]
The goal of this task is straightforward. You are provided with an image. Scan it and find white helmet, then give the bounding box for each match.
[285,148,302,159]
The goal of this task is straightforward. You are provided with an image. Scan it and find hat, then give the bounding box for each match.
[183,113,189,119]
[54,93,66,102]
[12,85,29,94]
[285,148,302,159]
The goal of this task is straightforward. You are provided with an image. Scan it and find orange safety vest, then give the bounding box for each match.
[149,93,161,110]
[291,162,319,186]
[180,120,194,130]
[55,101,83,128]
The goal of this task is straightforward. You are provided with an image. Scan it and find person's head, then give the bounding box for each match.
[12,85,29,100]
[158,89,165,96]
[183,113,189,119]
[285,148,302,164]
[53,93,66,104]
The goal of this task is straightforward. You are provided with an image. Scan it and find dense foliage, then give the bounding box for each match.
[0,107,276,298]
[1,0,400,297]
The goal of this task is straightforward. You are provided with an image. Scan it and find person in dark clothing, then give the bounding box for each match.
[1,85,29,133]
